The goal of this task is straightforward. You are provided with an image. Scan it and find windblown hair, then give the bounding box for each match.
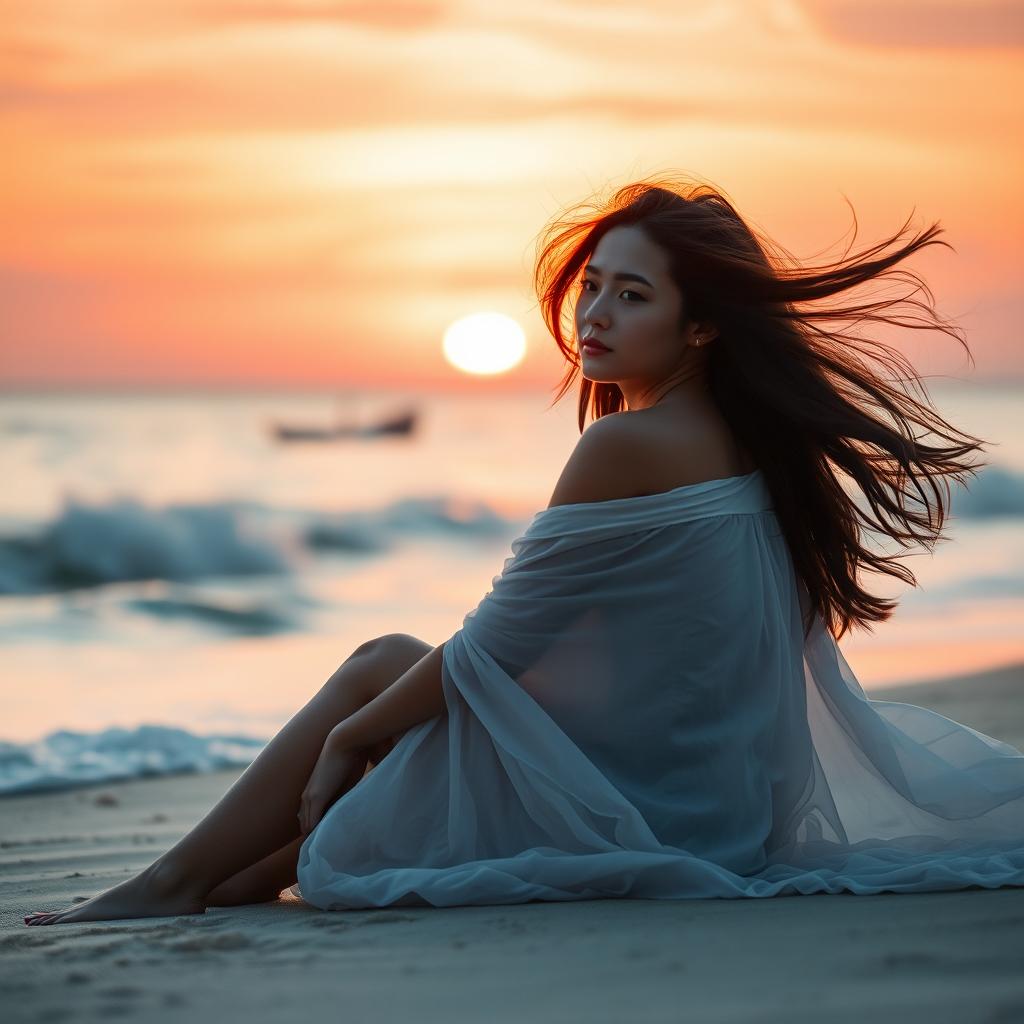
[532,173,991,641]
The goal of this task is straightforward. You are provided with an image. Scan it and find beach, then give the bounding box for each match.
[4,0,1024,1016]
[2,662,1023,1024]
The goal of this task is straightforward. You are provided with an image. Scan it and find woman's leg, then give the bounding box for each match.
[24,634,436,924]
[205,836,305,907]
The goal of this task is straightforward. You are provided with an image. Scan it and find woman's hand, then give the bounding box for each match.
[297,730,399,838]
[298,736,371,839]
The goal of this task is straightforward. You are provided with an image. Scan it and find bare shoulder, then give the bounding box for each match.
[545,412,650,509]
[546,406,758,510]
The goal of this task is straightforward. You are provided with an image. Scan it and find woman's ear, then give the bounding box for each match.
[693,324,719,346]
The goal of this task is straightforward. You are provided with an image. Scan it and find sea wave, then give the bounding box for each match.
[950,465,1024,519]
[0,494,514,596]
[0,499,289,595]
[1,465,1015,600]
[0,724,269,797]
[124,594,302,635]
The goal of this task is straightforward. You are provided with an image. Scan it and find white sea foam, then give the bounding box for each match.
[0,724,268,796]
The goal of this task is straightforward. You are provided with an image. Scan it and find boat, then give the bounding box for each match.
[269,407,418,442]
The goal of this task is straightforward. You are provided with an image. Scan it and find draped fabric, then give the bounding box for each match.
[291,470,1024,909]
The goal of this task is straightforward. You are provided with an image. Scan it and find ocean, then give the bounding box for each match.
[1,381,1022,795]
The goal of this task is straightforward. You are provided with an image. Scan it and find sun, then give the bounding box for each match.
[442,312,526,376]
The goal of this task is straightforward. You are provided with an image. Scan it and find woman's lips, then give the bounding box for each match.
[581,337,611,353]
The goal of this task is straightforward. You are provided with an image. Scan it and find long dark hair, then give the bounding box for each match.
[532,174,991,641]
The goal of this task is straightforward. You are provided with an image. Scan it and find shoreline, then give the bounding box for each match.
[2,664,1022,1022]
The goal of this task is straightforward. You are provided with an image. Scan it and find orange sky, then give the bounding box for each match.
[1,0,1022,392]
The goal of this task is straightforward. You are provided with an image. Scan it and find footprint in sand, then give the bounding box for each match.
[358,912,418,925]
[307,917,352,930]
[49,939,128,961]
[166,931,253,952]
[179,916,228,929]
[74,924,176,939]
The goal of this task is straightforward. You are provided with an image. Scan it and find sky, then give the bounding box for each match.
[1,0,1022,393]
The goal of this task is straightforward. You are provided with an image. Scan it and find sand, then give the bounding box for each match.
[2,663,1023,1024]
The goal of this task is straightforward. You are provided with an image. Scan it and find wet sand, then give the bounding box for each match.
[2,662,1023,1024]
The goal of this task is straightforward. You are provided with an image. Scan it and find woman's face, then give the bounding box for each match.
[573,224,709,391]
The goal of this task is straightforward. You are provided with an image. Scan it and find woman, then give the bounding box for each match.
[24,175,1024,925]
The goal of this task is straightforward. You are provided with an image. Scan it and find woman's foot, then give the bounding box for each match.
[24,861,207,926]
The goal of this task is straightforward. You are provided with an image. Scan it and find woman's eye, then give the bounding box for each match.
[580,280,644,302]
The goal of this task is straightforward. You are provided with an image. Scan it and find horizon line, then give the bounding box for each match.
[2,375,1020,397]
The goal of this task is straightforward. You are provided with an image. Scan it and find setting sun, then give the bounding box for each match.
[442,313,527,376]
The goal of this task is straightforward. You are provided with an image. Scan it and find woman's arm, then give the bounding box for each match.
[330,417,641,756]
[328,642,447,752]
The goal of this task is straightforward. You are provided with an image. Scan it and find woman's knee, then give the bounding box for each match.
[334,633,434,699]
[351,633,432,665]
[350,633,405,660]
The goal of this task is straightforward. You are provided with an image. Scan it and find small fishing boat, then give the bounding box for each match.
[269,407,418,442]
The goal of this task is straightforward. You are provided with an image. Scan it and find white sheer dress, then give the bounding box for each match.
[291,470,1024,908]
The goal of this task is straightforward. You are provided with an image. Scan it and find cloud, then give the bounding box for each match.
[181,0,449,32]
[800,0,1024,48]
[0,66,713,134]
